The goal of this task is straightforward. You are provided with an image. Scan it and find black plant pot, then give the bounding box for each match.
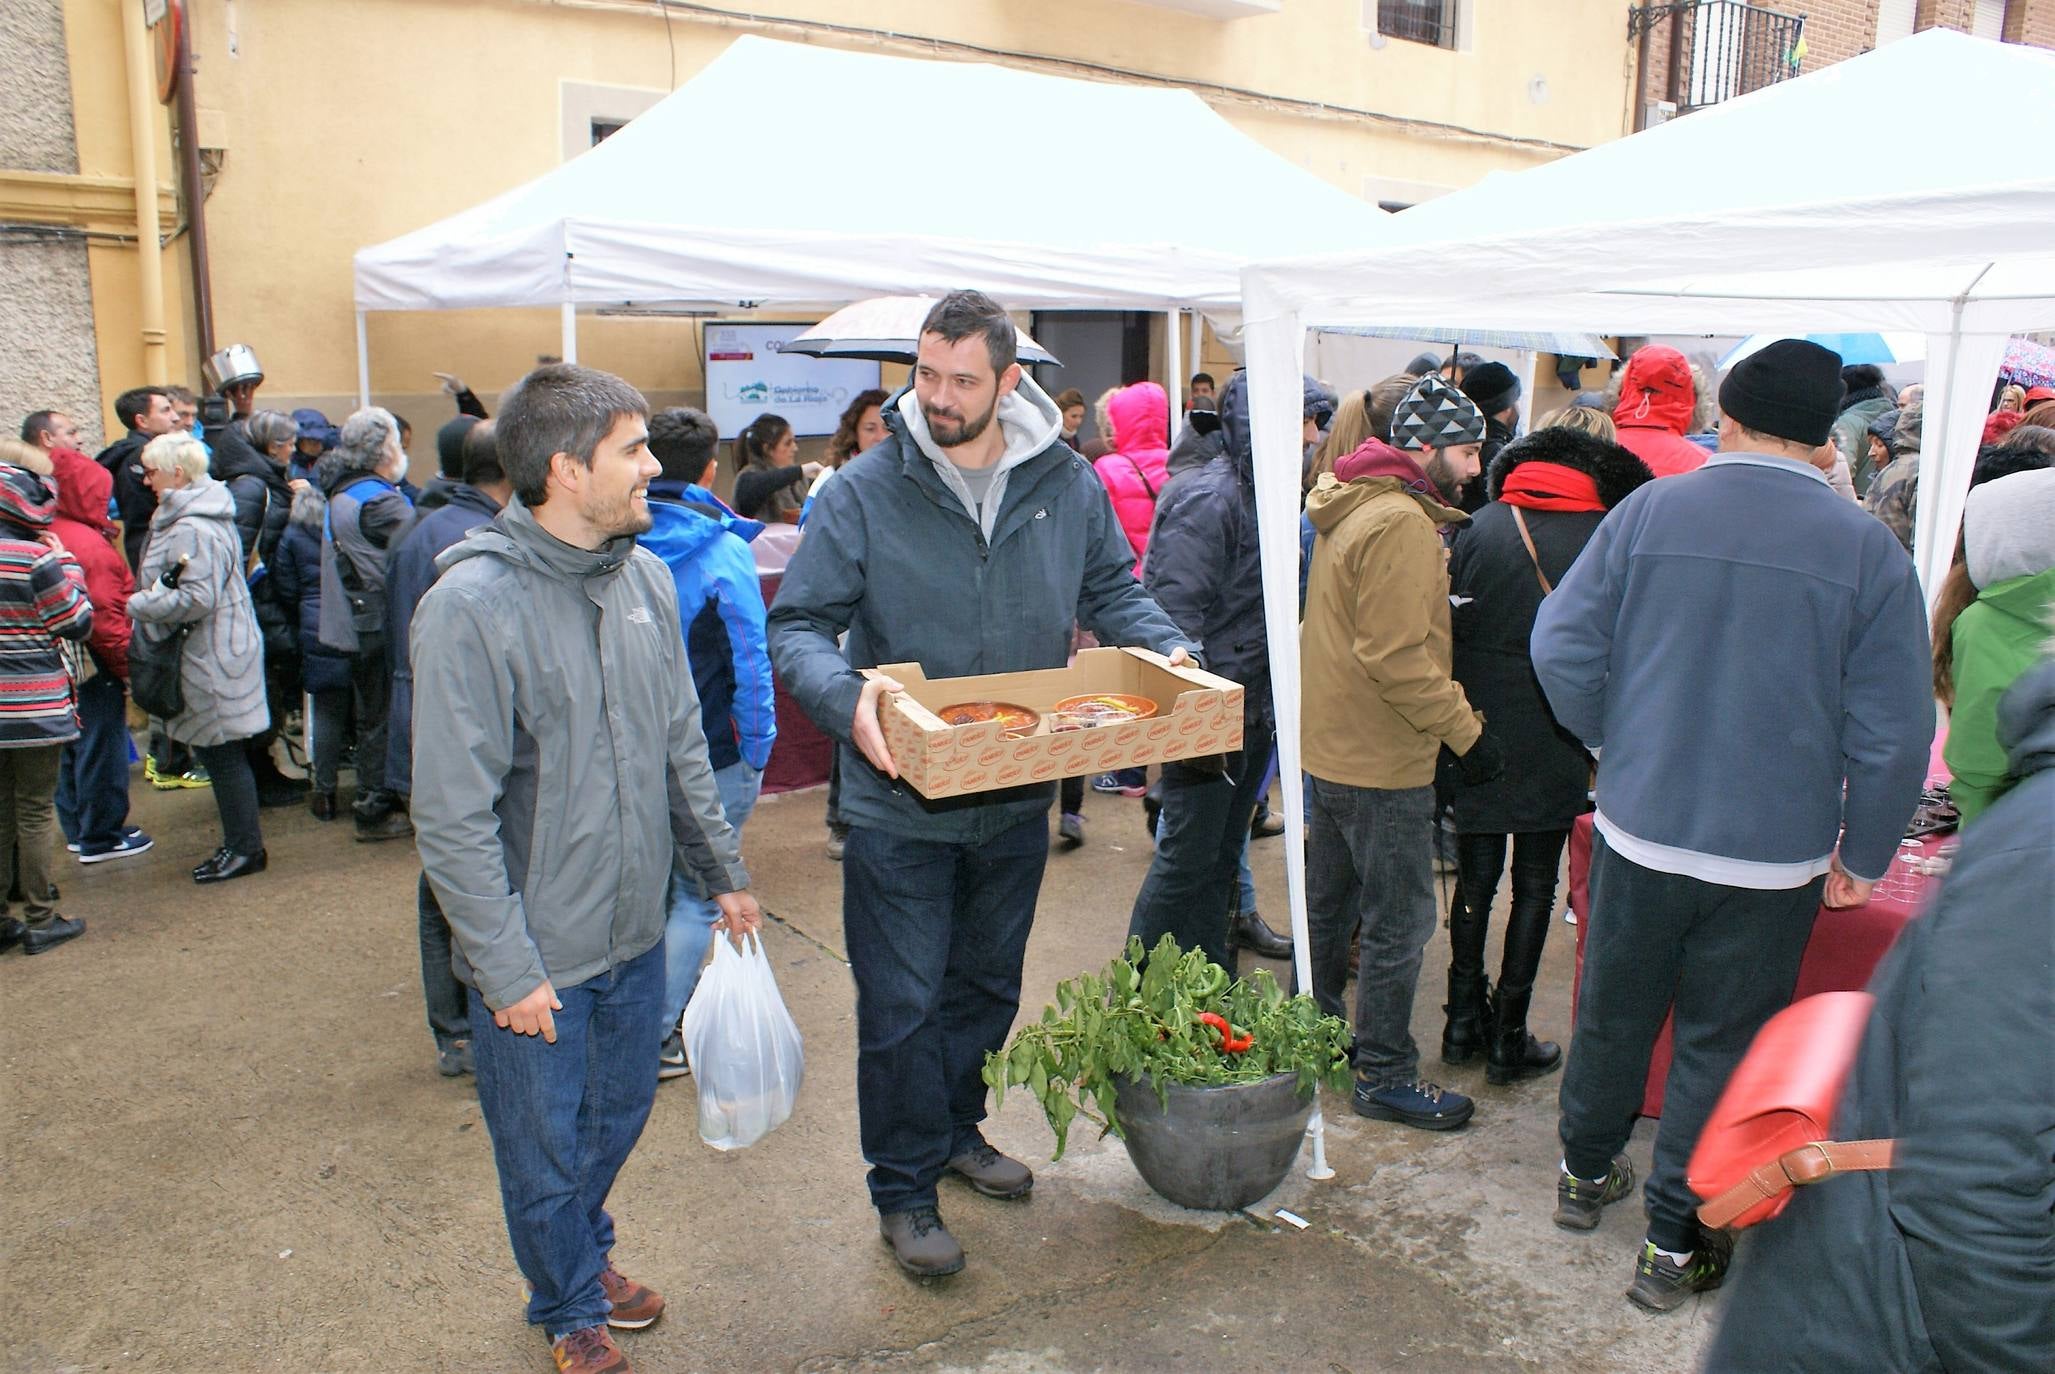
[1112,1071,1314,1211]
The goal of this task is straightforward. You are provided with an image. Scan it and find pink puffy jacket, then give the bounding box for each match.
[1093,382,1172,572]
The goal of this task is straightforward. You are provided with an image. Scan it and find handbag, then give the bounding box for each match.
[1688,991,1895,1231]
[128,621,193,719]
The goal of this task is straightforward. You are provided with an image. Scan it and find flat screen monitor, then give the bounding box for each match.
[702,321,882,438]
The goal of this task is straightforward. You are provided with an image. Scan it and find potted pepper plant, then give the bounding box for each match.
[983,934,1353,1211]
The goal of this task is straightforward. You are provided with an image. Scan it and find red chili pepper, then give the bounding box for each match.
[1197,1012,1254,1054]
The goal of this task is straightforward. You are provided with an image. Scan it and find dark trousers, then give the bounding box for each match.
[307,685,353,794]
[0,744,63,923]
[348,639,393,810]
[57,673,133,852]
[842,816,1047,1214]
[418,873,469,1050]
[1559,835,1822,1252]
[469,941,662,1339]
[191,740,263,856]
[1127,708,1275,970]
[1450,829,1569,999]
[1059,773,1084,816]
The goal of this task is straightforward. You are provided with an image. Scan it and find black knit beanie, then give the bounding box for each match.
[1460,361,1521,416]
[1718,340,1845,446]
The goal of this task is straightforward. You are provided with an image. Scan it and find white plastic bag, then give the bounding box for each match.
[681,931,804,1150]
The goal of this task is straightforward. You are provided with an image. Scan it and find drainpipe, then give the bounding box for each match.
[120,0,168,383]
[173,13,215,359]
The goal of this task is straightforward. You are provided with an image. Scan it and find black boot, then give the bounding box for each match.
[1441,839,1495,1065]
[1485,891,1562,1084]
[1230,909,1293,960]
[1441,969,1491,1065]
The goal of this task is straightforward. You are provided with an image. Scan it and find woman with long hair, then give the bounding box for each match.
[731,413,816,523]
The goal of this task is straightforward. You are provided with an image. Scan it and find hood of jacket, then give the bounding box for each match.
[152,474,238,529]
[209,421,293,499]
[1212,371,1327,483]
[1965,467,2055,589]
[1613,345,1696,437]
[1107,382,1169,454]
[316,447,390,497]
[1486,425,1655,509]
[891,373,1064,540]
[49,447,114,533]
[1996,656,2055,785]
[435,495,638,587]
[648,479,763,542]
[642,486,762,565]
[1332,437,1466,510]
[1305,455,1468,535]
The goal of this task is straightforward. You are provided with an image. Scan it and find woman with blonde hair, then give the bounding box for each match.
[1535,405,1618,442]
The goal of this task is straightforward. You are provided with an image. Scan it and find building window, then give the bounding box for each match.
[1377,0,1457,49]
[591,119,628,146]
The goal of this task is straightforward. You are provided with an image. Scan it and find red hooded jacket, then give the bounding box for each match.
[48,446,134,680]
[1612,346,1709,478]
[1093,382,1172,572]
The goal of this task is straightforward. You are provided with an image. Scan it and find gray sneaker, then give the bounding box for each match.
[879,1206,965,1277]
[658,1028,691,1081]
[1554,1154,1635,1231]
[946,1137,1034,1199]
[435,1038,475,1077]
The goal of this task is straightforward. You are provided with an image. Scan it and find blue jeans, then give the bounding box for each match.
[842,816,1048,1214]
[57,673,132,852]
[468,940,664,1339]
[660,761,762,1036]
[419,873,469,1051]
[1304,777,1437,1090]
[1129,708,1275,969]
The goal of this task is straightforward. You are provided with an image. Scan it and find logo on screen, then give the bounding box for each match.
[739,381,770,402]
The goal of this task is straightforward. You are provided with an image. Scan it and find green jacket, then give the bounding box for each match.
[1945,565,2055,825]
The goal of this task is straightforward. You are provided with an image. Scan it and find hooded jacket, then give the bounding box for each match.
[1704,660,2055,1374]
[768,375,1190,845]
[0,468,93,748]
[99,430,158,570]
[383,482,504,797]
[641,481,775,774]
[1446,429,1653,833]
[1140,372,1270,693]
[1611,346,1708,479]
[1943,467,2055,825]
[1301,441,1482,789]
[206,419,292,566]
[270,487,350,696]
[410,500,748,1010]
[126,477,270,749]
[1094,382,1172,570]
[316,450,415,653]
[48,446,134,682]
[1832,395,1896,497]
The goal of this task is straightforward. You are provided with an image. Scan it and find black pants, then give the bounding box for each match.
[1450,829,1569,999]
[1059,773,1084,816]
[1559,834,1821,1252]
[192,739,263,857]
[348,640,393,812]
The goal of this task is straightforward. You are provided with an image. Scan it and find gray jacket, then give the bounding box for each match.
[768,378,1191,844]
[409,499,748,1011]
[318,469,414,653]
[128,477,270,749]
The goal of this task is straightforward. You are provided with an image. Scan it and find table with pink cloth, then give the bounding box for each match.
[1567,729,1948,1118]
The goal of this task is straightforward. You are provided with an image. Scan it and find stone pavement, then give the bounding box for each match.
[3,775,1720,1372]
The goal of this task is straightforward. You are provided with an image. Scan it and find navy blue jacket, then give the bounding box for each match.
[1532,453,1931,882]
[384,483,502,796]
[641,481,774,773]
[272,492,350,696]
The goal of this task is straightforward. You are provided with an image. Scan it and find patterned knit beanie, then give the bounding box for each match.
[1390,374,1486,451]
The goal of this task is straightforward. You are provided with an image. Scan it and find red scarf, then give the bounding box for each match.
[1499,461,1603,513]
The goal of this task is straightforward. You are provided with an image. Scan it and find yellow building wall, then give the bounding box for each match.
[133,0,1633,422]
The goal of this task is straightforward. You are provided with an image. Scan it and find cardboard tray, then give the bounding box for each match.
[865,647,1244,800]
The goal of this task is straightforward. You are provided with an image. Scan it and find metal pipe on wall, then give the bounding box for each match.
[120,0,168,383]
[173,12,215,360]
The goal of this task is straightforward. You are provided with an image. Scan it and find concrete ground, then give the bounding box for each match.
[3,773,1721,1374]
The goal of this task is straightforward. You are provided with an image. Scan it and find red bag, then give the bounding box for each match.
[1689,991,1895,1231]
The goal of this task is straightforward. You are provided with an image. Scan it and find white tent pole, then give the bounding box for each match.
[561,302,579,365]
[1166,309,1184,445]
[355,310,371,410]
[1912,306,2009,611]
[1188,311,1204,391]
[1243,291,1331,1182]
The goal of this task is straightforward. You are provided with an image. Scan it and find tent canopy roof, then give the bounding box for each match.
[354,36,1397,314]
[1245,29,2055,337]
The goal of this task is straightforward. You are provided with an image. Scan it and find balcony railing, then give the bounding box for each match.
[1629,0,1805,120]
[1378,0,1458,50]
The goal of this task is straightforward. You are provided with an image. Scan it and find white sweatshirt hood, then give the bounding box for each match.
[898,375,1064,541]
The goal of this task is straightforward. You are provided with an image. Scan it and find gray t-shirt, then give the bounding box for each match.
[951,460,1001,522]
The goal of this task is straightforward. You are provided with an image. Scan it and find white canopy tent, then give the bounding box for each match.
[351,34,1401,421]
[1234,29,2055,1109]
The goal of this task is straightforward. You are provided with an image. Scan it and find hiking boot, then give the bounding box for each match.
[435,1038,475,1078]
[1351,1079,1475,1131]
[355,810,415,843]
[0,916,24,953]
[1229,909,1293,960]
[946,1137,1034,1200]
[1555,1155,1636,1232]
[1627,1228,1734,1313]
[1250,807,1285,838]
[599,1263,664,1329]
[20,915,85,956]
[1056,812,1085,850]
[879,1206,965,1277]
[657,1029,690,1081]
[78,828,154,865]
[550,1324,631,1373]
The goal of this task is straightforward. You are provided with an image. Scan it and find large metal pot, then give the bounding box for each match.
[201,343,264,393]
[1113,1071,1313,1211]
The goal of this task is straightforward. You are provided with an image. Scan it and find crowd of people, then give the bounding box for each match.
[8,290,2052,1371]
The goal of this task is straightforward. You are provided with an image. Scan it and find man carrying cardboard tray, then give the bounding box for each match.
[769,290,1194,1279]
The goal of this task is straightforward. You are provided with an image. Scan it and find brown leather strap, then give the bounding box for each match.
[1510,506,1552,595]
[1698,1139,1896,1230]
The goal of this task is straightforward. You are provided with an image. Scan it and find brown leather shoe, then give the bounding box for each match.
[551,1325,631,1373]
[599,1263,664,1330]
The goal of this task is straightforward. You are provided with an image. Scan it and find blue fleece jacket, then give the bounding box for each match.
[1531,453,1932,884]
[641,481,775,772]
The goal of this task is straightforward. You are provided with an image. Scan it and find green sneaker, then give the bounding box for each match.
[1554,1154,1634,1231]
[1627,1228,1734,1313]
